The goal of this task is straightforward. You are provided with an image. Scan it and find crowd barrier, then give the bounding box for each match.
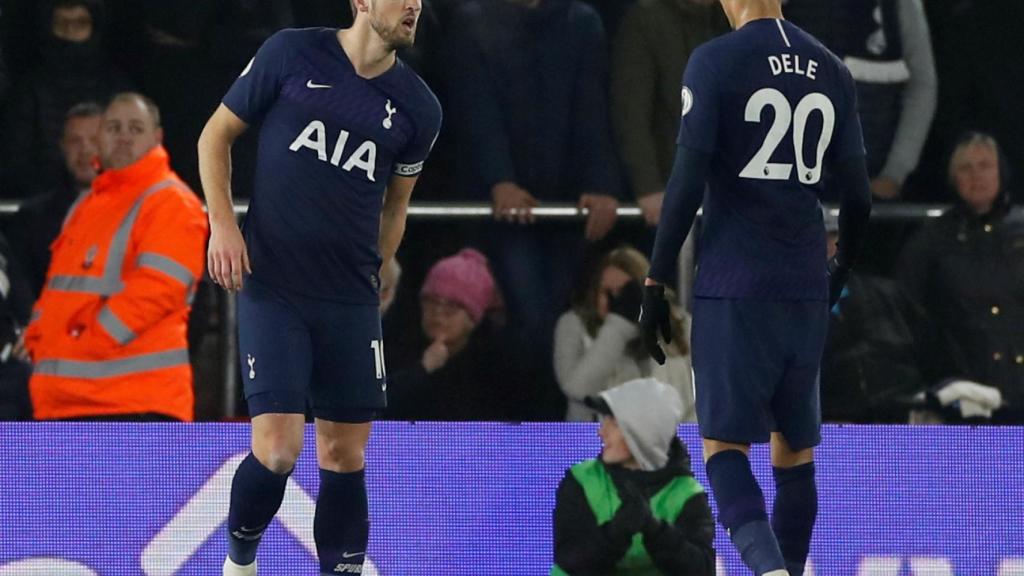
[0,201,951,419]
[0,422,1021,575]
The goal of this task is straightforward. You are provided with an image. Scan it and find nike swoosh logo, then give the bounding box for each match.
[341,552,365,559]
[306,80,332,89]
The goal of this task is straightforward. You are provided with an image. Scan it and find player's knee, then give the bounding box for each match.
[703,438,750,462]
[253,439,302,474]
[319,440,365,473]
[770,433,814,468]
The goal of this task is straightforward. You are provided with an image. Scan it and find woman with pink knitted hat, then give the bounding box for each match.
[384,249,529,421]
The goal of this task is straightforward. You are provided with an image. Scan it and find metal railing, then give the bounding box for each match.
[226,201,953,220]
[0,200,952,418]
[0,199,952,219]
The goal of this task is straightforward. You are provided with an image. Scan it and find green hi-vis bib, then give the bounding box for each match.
[551,459,704,576]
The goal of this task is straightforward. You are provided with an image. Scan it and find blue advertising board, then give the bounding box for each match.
[0,423,1021,575]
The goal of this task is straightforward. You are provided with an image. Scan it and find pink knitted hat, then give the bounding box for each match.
[420,248,496,323]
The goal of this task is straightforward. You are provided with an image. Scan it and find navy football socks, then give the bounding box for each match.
[773,462,817,576]
[706,450,786,575]
[315,468,369,576]
[226,452,291,566]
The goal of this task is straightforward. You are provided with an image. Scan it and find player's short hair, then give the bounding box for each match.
[65,101,103,122]
[106,92,162,128]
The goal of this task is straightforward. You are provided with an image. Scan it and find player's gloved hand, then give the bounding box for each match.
[827,255,851,308]
[639,284,672,365]
[607,280,642,325]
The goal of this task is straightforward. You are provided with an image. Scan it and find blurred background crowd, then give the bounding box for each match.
[0,0,1020,424]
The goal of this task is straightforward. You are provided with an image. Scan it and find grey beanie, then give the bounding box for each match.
[598,378,684,471]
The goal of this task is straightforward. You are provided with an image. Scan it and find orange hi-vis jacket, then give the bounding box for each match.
[26,146,209,421]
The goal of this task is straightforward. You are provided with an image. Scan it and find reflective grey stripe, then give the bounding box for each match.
[98,306,135,345]
[46,180,182,297]
[48,275,121,295]
[34,349,189,379]
[30,309,40,323]
[102,179,180,281]
[137,253,194,286]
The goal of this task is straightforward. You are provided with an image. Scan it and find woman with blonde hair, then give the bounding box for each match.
[554,246,693,421]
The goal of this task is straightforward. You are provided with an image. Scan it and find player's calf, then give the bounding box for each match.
[706,448,787,575]
[772,462,816,576]
[226,453,292,570]
[315,468,369,575]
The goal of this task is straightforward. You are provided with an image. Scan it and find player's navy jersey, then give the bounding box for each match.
[678,18,864,300]
[223,28,442,303]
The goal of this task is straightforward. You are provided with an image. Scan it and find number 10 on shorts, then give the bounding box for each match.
[370,339,386,379]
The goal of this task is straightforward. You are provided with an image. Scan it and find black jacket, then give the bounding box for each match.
[443,0,619,201]
[553,439,715,575]
[896,203,1024,418]
[1,0,131,197]
[3,179,81,298]
[384,323,531,422]
[823,272,930,422]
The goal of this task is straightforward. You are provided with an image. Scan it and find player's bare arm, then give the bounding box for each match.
[379,173,418,268]
[198,103,251,293]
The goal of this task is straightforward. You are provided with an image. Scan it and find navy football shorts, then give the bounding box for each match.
[237,277,386,423]
[691,297,828,450]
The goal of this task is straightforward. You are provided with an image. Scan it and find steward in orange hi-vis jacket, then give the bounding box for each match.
[26,100,208,420]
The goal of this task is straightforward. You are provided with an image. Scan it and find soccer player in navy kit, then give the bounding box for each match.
[639,1,871,575]
[197,0,441,573]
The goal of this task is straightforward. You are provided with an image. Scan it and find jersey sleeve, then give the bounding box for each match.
[394,88,443,177]
[827,66,867,163]
[222,30,292,125]
[676,46,720,153]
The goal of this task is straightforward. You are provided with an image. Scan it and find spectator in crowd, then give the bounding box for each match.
[444,0,621,414]
[784,0,937,200]
[555,246,692,421]
[5,102,103,298]
[2,0,131,197]
[923,0,1023,204]
[379,257,402,316]
[610,0,726,305]
[896,132,1024,423]
[611,0,726,227]
[552,378,715,575]
[23,92,208,421]
[109,1,213,192]
[821,214,928,423]
[385,249,528,421]
[0,231,37,421]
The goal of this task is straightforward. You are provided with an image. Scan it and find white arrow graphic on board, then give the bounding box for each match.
[140,453,378,576]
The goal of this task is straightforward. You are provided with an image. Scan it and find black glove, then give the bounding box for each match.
[639,284,672,365]
[607,280,642,324]
[827,255,851,308]
[604,487,654,543]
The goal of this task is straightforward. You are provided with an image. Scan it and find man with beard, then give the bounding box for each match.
[197,0,441,573]
[1,0,130,197]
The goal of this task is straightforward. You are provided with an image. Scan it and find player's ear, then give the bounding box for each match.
[352,0,371,15]
[155,126,164,145]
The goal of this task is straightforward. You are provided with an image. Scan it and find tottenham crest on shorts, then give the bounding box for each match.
[680,86,694,117]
